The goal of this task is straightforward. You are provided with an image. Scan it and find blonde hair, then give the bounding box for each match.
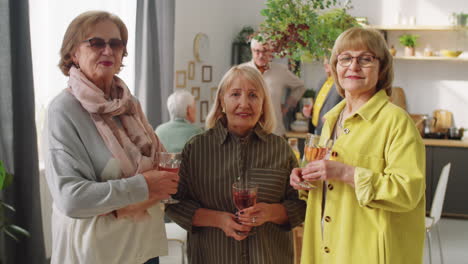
[205,65,276,134]
[58,11,128,76]
[330,27,394,97]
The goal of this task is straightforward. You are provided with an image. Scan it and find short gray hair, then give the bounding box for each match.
[167,90,195,120]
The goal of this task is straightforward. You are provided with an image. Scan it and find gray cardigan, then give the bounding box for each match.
[45,90,148,217]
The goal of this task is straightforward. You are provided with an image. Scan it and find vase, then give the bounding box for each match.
[404,47,415,56]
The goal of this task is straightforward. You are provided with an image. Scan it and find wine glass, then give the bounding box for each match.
[232,181,258,236]
[297,134,334,189]
[158,152,182,204]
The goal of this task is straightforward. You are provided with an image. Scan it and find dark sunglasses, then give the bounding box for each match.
[83,37,124,51]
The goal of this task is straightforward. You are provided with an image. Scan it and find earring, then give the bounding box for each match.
[222,107,226,113]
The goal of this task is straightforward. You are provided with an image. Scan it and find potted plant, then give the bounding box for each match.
[255,0,359,76]
[0,160,29,242]
[399,34,419,56]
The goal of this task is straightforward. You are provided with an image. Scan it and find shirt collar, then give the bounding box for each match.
[213,116,268,145]
[173,117,189,123]
[323,89,389,126]
[248,60,271,74]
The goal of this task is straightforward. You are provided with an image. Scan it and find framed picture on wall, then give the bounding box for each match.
[191,87,200,100]
[202,65,212,83]
[200,100,209,123]
[188,61,195,80]
[210,87,217,102]
[175,70,186,88]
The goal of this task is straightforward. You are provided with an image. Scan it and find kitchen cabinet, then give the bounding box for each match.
[426,145,468,217]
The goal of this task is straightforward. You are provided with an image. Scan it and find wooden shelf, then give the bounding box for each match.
[366,25,468,31]
[394,56,468,62]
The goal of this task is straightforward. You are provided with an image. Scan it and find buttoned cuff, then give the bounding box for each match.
[165,200,201,232]
[354,167,376,207]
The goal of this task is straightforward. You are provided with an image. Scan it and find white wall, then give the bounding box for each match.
[175,0,468,128]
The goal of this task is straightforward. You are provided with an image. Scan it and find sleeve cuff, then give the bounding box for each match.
[165,200,201,232]
[282,200,306,230]
[124,174,149,203]
[354,167,377,207]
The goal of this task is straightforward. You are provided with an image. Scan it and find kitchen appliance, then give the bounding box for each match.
[433,109,453,133]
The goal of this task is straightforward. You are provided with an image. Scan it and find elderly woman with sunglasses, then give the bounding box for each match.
[290,27,425,264]
[44,11,178,264]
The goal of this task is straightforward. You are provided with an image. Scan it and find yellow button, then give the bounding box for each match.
[327,184,334,190]
[324,216,331,222]
[344,128,350,134]
[331,151,338,157]
[324,247,330,253]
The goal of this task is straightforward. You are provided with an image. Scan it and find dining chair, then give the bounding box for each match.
[165,222,187,264]
[426,162,451,264]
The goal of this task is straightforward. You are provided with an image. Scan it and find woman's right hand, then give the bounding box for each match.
[290,167,311,190]
[142,169,179,201]
[218,212,252,241]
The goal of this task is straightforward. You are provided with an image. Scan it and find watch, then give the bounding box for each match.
[193,33,209,62]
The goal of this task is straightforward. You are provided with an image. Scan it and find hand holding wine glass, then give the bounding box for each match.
[296,134,333,189]
[232,181,258,236]
[158,152,182,204]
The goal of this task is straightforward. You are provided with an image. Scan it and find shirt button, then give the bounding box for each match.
[327,183,334,190]
[344,128,350,134]
[331,151,338,157]
[324,216,331,222]
[324,247,330,253]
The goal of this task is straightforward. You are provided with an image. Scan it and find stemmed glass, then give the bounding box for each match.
[297,134,334,189]
[232,181,258,236]
[158,152,182,204]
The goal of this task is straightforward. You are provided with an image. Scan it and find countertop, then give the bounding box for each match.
[285,131,468,148]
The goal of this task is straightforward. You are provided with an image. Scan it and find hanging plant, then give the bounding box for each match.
[256,0,359,63]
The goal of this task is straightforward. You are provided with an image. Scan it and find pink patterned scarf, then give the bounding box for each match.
[67,66,163,178]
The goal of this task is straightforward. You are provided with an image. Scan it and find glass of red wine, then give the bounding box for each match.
[158,152,182,204]
[232,181,258,236]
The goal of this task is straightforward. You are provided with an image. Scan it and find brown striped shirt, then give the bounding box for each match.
[166,119,306,264]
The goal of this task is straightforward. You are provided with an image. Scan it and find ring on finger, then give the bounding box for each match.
[252,216,257,224]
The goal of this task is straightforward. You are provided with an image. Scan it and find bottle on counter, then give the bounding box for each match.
[288,137,301,163]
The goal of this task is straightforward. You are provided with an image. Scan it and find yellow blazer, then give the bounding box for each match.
[300,89,426,264]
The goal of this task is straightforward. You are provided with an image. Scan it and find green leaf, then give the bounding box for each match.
[0,201,16,212]
[7,224,30,237]
[3,227,19,241]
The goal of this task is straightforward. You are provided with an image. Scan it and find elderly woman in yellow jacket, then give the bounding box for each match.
[290,27,425,264]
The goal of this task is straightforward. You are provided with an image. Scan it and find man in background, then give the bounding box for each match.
[244,38,305,136]
[303,58,342,134]
[155,90,203,153]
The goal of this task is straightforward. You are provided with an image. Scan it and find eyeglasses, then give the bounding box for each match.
[337,54,378,67]
[83,37,124,51]
[252,48,271,55]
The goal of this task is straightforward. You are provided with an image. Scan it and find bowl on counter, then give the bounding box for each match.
[440,49,462,58]
[290,120,309,132]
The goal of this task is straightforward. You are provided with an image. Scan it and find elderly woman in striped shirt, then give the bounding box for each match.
[166,65,306,264]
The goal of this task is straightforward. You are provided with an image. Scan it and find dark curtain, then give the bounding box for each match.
[0,0,45,263]
[135,0,175,128]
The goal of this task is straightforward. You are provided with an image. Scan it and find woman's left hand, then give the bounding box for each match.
[302,160,356,187]
[236,202,287,227]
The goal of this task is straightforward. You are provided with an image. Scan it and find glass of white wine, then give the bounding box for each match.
[297,134,333,189]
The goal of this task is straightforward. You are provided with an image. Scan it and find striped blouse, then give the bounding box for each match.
[166,119,306,264]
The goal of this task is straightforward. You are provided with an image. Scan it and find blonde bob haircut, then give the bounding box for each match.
[58,11,128,76]
[330,27,394,97]
[205,65,276,134]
